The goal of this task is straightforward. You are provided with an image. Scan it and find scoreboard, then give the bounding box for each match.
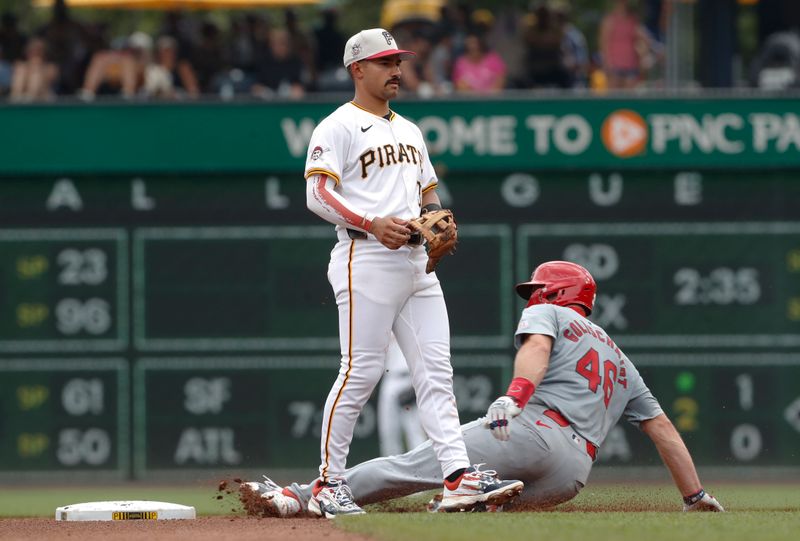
[517,222,800,347]
[1,169,799,476]
[600,354,800,466]
[0,359,128,478]
[132,356,508,476]
[0,229,127,353]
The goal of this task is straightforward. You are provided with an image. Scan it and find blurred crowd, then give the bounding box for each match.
[0,0,670,102]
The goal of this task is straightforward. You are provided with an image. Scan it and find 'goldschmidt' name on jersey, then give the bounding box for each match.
[562,318,623,361]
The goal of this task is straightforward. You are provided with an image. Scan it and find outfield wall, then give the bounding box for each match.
[0,96,798,479]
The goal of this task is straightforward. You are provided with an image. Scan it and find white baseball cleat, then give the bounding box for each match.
[308,478,366,518]
[435,464,523,513]
[427,493,504,513]
[239,476,302,518]
[682,490,725,512]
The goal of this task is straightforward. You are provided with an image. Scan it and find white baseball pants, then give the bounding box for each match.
[318,236,469,481]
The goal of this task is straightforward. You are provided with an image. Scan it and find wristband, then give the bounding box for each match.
[505,377,535,408]
[683,488,705,505]
[421,203,442,215]
[363,213,375,232]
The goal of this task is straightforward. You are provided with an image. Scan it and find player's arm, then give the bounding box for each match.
[485,333,553,441]
[420,187,441,212]
[640,414,724,512]
[305,174,410,250]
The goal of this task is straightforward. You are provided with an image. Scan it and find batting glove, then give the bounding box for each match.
[485,396,523,441]
[682,489,724,512]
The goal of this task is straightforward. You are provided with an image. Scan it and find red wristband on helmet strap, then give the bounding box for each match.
[505,377,535,408]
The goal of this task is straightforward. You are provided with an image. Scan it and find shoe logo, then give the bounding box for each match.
[361,125,373,133]
[535,420,552,429]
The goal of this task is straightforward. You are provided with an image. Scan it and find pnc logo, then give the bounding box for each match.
[601,110,648,158]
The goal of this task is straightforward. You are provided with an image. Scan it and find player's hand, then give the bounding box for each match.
[682,490,724,512]
[371,216,411,250]
[485,396,523,441]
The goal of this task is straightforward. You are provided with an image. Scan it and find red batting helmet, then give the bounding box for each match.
[515,261,597,315]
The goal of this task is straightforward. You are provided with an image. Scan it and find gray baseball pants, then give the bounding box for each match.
[287,403,594,509]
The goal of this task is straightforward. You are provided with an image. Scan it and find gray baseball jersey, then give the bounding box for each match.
[284,304,664,509]
[516,304,662,446]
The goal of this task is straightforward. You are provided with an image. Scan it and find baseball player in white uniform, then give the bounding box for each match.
[299,28,522,517]
[242,261,724,515]
[378,335,427,457]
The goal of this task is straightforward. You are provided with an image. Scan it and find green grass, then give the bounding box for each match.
[339,512,799,541]
[337,484,800,541]
[0,482,798,541]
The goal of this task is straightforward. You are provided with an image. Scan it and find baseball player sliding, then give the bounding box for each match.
[241,261,724,515]
[299,27,522,517]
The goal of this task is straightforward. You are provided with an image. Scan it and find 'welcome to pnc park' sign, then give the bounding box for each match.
[1,96,798,174]
[280,98,800,170]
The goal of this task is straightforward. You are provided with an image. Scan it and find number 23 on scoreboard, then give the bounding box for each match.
[575,348,627,408]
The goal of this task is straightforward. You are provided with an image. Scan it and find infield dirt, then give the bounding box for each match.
[0,516,373,541]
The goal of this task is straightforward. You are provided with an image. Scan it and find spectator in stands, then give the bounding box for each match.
[285,8,314,88]
[399,28,438,97]
[599,0,651,89]
[39,0,88,95]
[192,21,226,94]
[312,8,348,92]
[251,28,304,99]
[452,31,506,95]
[313,8,345,73]
[9,37,58,102]
[1,13,28,95]
[523,2,570,88]
[589,52,609,93]
[143,36,200,99]
[159,10,195,63]
[79,31,152,100]
[444,3,470,61]
[484,6,526,88]
[1,12,26,63]
[643,0,665,43]
[427,28,455,95]
[552,1,589,88]
[228,14,262,75]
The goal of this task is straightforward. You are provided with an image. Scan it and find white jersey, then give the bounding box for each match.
[515,304,663,447]
[305,100,471,480]
[304,101,438,232]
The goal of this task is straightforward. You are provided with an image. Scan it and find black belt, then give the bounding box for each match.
[346,228,423,246]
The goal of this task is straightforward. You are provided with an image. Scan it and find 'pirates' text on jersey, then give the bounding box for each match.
[304,101,438,224]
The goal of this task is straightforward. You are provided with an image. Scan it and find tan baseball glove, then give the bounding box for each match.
[407,209,458,273]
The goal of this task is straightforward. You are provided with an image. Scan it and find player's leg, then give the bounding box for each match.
[273,414,587,514]
[318,295,390,482]
[394,279,523,510]
[392,284,469,478]
[378,337,417,456]
[502,406,593,508]
[313,242,411,517]
[291,417,546,508]
[320,242,412,480]
[288,436,443,509]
